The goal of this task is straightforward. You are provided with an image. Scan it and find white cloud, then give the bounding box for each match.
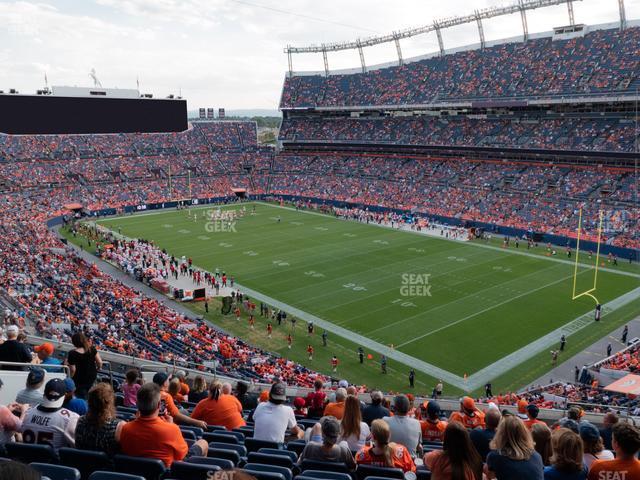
[0,0,638,109]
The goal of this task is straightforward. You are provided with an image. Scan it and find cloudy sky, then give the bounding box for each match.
[1,0,638,110]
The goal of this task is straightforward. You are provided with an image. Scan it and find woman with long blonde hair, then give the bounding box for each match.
[531,423,553,466]
[355,419,416,475]
[544,428,587,479]
[340,395,370,451]
[485,415,544,479]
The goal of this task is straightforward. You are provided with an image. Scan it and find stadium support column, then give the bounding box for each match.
[618,0,626,30]
[322,47,329,77]
[567,1,575,26]
[394,34,403,67]
[287,47,293,78]
[357,40,366,74]
[475,10,485,49]
[434,21,445,56]
[519,0,529,42]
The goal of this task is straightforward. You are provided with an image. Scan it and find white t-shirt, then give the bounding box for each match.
[584,450,615,469]
[253,402,297,443]
[340,421,370,451]
[21,405,79,450]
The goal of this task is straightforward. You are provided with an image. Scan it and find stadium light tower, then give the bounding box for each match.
[393,33,403,66]
[567,0,575,25]
[519,0,529,41]
[357,39,367,74]
[89,68,102,88]
[434,21,445,56]
[322,46,329,77]
[475,10,486,49]
[618,0,627,30]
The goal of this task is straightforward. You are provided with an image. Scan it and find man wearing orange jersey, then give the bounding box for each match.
[420,401,447,443]
[523,404,545,430]
[588,423,640,480]
[449,396,485,429]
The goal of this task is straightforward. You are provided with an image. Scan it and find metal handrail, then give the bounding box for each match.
[0,360,70,376]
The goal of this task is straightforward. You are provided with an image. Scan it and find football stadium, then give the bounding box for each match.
[0,0,639,479]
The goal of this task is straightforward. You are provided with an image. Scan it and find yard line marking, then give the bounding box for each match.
[396,271,580,349]
[259,202,640,280]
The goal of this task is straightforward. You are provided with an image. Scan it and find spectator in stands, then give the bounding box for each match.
[384,395,422,458]
[362,391,389,426]
[122,370,141,408]
[580,422,613,469]
[419,401,447,443]
[253,382,303,443]
[152,372,207,429]
[63,378,88,416]
[339,395,370,451]
[599,412,618,450]
[15,368,45,405]
[188,376,208,404]
[33,343,62,372]
[588,423,640,480]
[293,397,307,417]
[355,419,416,477]
[117,382,208,467]
[299,416,356,470]
[0,379,28,447]
[20,378,78,449]
[0,461,40,480]
[235,381,257,411]
[525,404,545,430]
[324,388,347,420]
[305,379,326,418]
[544,428,587,480]
[168,378,185,404]
[531,423,553,467]
[470,407,501,461]
[485,415,544,479]
[0,325,31,370]
[450,397,485,429]
[66,332,102,399]
[425,421,483,480]
[191,380,246,430]
[174,371,190,399]
[75,382,123,456]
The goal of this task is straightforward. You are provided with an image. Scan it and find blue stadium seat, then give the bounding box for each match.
[169,461,220,480]
[113,455,166,480]
[244,463,292,480]
[416,466,432,480]
[220,430,245,442]
[208,442,247,458]
[203,432,240,444]
[299,460,350,474]
[179,429,197,441]
[355,465,404,480]
[258,448,297,462]
[207,447,242,466]
[285,440,306,456]
[89,472,145,480]
[299,471,351,480]
[58,448,111,479]
[244,438,281,453]
[179,426,204,438]
[206,425,227,432]
[30,463,81,480]
[6,443,57,464]
[242,470,285,480]
[234,426,254,437]
[248,452,295,470]
[186,456,234,470]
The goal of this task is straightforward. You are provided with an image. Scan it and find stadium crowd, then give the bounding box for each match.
[280,26,640,108]
[279,116,638,153]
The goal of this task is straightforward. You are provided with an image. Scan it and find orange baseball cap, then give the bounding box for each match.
[517,399,528,413]
[34,343,54,355]
[462,396,475,410]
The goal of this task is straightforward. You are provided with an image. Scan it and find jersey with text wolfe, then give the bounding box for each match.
[21,406,79,449]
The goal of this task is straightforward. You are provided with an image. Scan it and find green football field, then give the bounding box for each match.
[86,201,640,395]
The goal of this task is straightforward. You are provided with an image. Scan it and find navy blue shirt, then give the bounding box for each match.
[543,465,588,480]
[469,428,496,461]
[486,450,544,480]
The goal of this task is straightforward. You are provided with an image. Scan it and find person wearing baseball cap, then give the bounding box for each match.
[450,396,485,429]
[20,378,79,449]
[580,422,614,469]
[0,325,31,370]
[15,367,46,405]
[34,343,63,373]
[62,378,88,416]
[299,416,356,470]
[420,400,448,443]
[253,382,303,443]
